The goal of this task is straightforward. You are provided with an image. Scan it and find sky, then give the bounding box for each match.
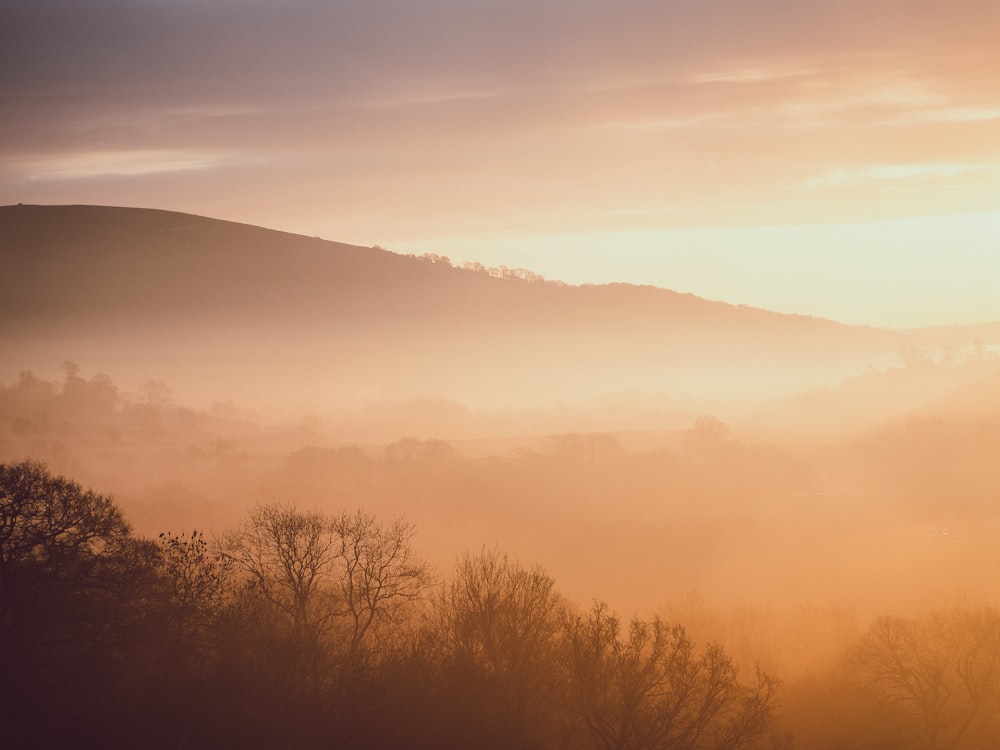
[2,0,999,328]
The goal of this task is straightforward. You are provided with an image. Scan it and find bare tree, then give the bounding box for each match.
[157,530,233,642]
[441,548,562,675]
[220,502,338,636]
[437,548,565,748]
[852,605,1000,750]
[563,602,777,750]
[330,509,432,663]
[221,503,431,657]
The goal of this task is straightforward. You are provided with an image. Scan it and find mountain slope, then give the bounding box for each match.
[2,204,900,410]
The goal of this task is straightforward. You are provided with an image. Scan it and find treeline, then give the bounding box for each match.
[6,460,1000,749]
[0,362,214,443]
[1,460,776,750]
[407,250,554,284]
[7,366,1000,630]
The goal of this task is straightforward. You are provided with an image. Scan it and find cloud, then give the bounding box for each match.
[352,86,519,112]
[804,163,998,190]
[2,0,999,242]
[896,107,1000,124]
[14,149,251,182]
[686,67,820,85]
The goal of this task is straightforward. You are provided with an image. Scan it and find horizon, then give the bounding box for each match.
[7,201,1000,331]
[3,1,999,329]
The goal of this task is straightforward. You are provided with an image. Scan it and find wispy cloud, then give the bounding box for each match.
[893,106,1000,124]
[595,116,713,132]
[355,87,518,111]
[2,0,999,268]
[593,69,956,132]
[804,163,997,190]
[686,67,819,85]
[16,149,251,182]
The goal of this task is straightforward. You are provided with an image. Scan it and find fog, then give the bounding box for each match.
[5,206,1000,748]
[6,350,1000,617]
[3,205,909,415]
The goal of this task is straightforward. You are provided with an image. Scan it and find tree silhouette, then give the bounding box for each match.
[330,509,431,665]
[220,502,338,637]
[0,459,139,653]
[437,548,566,749]
[157,530,233,645]
[0,460,161,746]
[852,605,1000,750]
[563,602,778,750]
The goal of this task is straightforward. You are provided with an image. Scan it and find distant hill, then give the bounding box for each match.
[2,204,903,411]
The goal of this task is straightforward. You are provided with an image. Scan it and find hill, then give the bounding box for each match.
[2,204,900,414]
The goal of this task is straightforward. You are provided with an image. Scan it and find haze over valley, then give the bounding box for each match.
[5,202,1000,615]
[3,1,1000,747]
[4,203,1000,749]
[1,204,969,420]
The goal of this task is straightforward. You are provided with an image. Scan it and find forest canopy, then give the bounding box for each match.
[4,459,1000,748]
[1,460,780,749]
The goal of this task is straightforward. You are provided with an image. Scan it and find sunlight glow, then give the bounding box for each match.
[396,212,1000,328]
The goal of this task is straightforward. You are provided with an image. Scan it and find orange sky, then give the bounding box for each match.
[2,1,999,327]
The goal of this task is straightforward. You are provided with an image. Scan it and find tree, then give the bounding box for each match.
[57,360,120,423]
[330,509,432,664]
[684,415,734,461]
[220,503,431,661]
[216,502,432,747]
[220,502,338,637]
[852,605,1000,750]
[436,548,566,749]
[0,460,160,746]
[563,602,778,750]
[0,459,138,650]
[157,530,233,643]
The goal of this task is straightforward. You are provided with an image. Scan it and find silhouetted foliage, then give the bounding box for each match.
[851,605,1000,750]
[436,548,566,748]
[0,460,159,746]
[157,530,233,646]
[331,509,432,665]
[0,460,138,649]
[563,602,778,750]
[221,502,339,637]
[27,457,1000,749]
